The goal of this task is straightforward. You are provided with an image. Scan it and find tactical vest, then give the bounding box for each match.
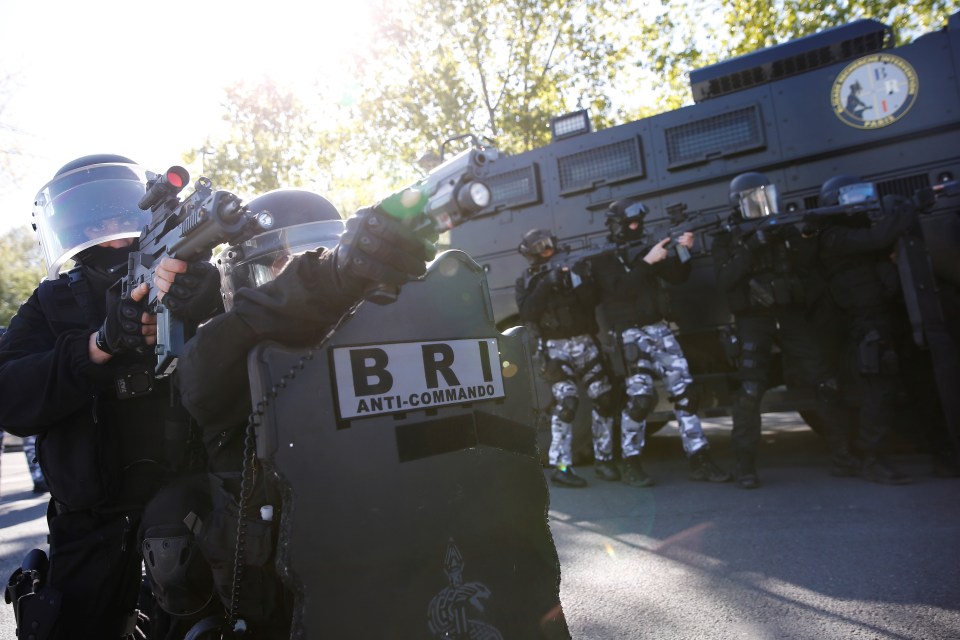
[35,270,177,510]
[528,272,598,339]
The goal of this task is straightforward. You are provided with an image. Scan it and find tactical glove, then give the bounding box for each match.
[96,288,150,355]
[162,261,224,322]
[335,207,438,294]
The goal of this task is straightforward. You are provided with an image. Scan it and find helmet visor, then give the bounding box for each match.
[738,183,779,219]
[216,220,345,310]
[837,182,878,205]
[33,163,153,279]
[526,236,555,256]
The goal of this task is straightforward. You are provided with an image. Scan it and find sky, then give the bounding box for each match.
[0,0,375,234]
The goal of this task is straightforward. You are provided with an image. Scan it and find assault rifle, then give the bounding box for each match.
[369,137,499,302]
[644,203,723,263]
[716,200,873,242]
[122,166,274,377]
[522,204,723,289]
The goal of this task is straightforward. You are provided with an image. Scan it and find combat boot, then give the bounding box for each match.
[551,466,587,488]
[594,460,621,482]
[932,451,960,478]
[734,454,760,490]
[689,449,732,482]
[861,455,912,485]
[830,449,861,478]
[621,456,655,487]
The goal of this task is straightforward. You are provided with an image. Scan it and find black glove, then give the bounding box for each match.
[543,267,568,290]
[162,261,224,322]
[335,207,438,294]
[96,287,150,356]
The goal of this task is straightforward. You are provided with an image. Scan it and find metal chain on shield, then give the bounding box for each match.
[227,349,318,635]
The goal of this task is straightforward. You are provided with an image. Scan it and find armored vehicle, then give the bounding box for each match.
[449,12,960,434]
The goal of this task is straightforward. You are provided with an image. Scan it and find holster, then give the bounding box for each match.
[5,549,61,640]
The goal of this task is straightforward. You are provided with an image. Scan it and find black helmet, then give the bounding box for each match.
[729,172,779,219]
[819,174,878,207]
[518,228,557,266]
[216,189,345,310]
[605,199,648,243]
[33,154,154,279]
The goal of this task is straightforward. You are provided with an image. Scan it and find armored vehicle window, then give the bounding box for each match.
[665,105,765,169]
[484,164,543,212]
[557,137,645,194]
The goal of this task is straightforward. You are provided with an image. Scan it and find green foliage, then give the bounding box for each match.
[633,0,960,110]
[0,226,44,326]
[184,0,958,212]
[184,77,330,199]
[345,0,640,171]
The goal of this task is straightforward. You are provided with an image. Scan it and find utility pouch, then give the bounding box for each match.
[748,278,776,308]
[199,474,279,624]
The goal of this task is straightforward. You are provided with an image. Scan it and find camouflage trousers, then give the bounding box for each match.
[22,435,44,484]
[0,431,44,485]
[618,322,708,458]
[544,335,615,467]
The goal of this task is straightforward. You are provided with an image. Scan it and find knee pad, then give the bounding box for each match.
[593,390,617,418]
[140,475,215,617]
[555,395,579,423]
[626,393,657,423]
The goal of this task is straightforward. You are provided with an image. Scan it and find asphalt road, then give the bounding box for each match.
[2,413,959,639]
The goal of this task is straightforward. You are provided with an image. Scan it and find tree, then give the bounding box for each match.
[344,0,642,171]
[184,77,330,199]
[0,226,44,326]
[632,0,960,110]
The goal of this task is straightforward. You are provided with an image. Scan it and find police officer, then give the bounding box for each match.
[0,155,220,639]
[516,228,618,488]
[0,430,48,494]
[590,200,730,487]
[152,192,436,637]
[714,172,858,489]
[816,175,928,484]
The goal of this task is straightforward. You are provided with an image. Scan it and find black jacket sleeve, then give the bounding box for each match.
[0,288,115,436]
[714,233,755,293]
[516,272,552,325]
[177,249,361,441]
[819,198,918,260]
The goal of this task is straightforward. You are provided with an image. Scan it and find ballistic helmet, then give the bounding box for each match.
[605,199,648,243]
[729,172,779,219]
[819,174,878,207]
[216,188,344,310]
[33,154,154,279]
[518,228,557,266]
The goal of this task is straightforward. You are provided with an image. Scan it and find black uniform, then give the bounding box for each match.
[0,263,178,639]
[714,222,852,482]
[173,249,362,637]
[818,196,920,480]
